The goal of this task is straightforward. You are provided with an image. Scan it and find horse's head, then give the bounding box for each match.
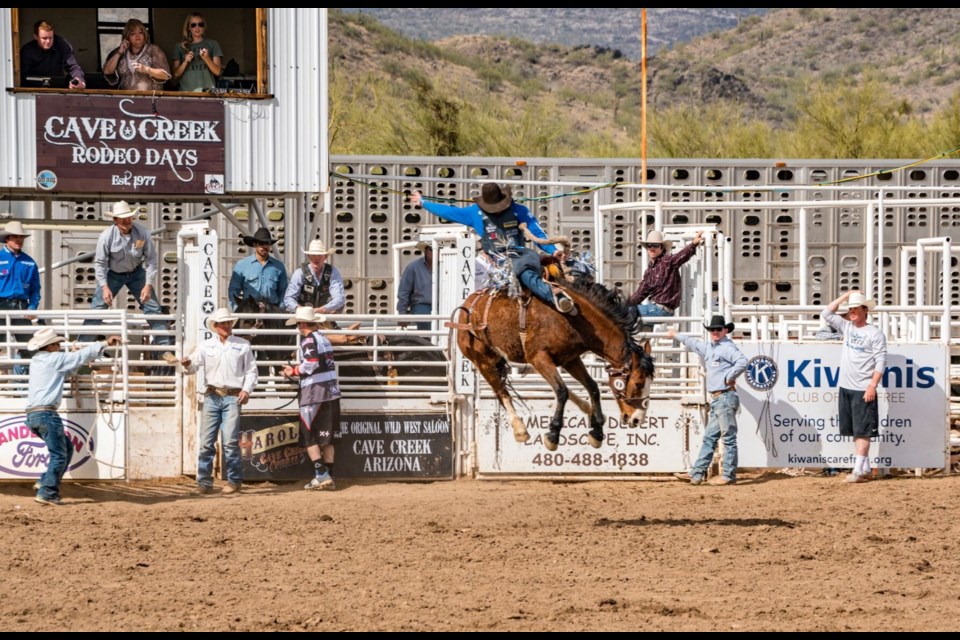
[605,338,654,427]
[233,297,263,332]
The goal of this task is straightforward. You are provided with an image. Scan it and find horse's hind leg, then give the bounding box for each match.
[464,341,530,443]
[563,358,605,448]
[528,353,569,452]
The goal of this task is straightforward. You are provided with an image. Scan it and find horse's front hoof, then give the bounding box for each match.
[514,430,530,443]
[544,433,559,451]
[587,432,603,449]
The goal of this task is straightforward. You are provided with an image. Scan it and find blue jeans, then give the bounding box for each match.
[636,303,674,318]
[83,267,172,345]
[197,394,242,487]
[410,302,432,331]
[508,248,554,306]
[691,391,739,481]
[26,411,73,500]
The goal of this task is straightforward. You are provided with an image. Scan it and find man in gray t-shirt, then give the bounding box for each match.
[822,290,887,484]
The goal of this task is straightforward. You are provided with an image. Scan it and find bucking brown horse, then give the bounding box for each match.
[452,279,654,451]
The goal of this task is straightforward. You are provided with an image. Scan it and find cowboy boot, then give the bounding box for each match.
[552,288,576,315]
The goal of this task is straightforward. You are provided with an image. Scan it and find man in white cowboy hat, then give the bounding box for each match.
[281,238,344,315]
[667,315,748,486]
[181,307,258,494]
[281,306,358,491]
[228,226,288,312]
[396,240,433,330]
[0,219,41,376]
[85,201,171,349]
[26,327,122,505]
[628,229,704,323]
[823,290,887,484]
[410,183,576,314]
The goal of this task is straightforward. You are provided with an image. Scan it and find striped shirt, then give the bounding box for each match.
[296,330,341,406]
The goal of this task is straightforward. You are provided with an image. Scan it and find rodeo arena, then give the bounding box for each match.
[2,7,960,633]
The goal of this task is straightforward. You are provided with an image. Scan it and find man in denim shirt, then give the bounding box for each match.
[667,315,748,485]
[228,227,288,311]
[26,327,121,505]
[85,201,171,349]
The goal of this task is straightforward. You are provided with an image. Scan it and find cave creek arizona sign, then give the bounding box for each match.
[35,95,225,195]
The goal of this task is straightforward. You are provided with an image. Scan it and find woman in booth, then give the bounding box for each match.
[103,18,171,91]
[171,12,223,92]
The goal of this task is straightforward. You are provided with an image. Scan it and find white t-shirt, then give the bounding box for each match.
[823,308,887,390]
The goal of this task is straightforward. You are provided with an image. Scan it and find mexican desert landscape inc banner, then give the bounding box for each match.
[35,95,225,195]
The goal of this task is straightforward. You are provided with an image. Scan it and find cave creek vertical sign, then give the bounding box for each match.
[35,95,225,195]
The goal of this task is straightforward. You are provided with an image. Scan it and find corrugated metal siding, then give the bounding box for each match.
[0,8,328,194]
[0,10,37,189]
[225,7,327,193]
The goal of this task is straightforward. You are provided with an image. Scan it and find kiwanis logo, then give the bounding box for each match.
[745,355,778,391]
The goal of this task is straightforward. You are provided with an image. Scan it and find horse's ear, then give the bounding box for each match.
[642,338,652,355]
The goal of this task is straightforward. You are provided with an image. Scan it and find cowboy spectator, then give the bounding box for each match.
[667,315,748,486]
[181,307,258,495]
[397,241,433,330]
[628,229,704,322]
[85,202,171,350]
[282,239,344,314]
[229,227,288,311]
[26,328,121,505]
[822,291,887,484]
[0,220,41,376]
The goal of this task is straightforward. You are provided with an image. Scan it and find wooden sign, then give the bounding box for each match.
[237,412,454,482]
[35,95,225,195]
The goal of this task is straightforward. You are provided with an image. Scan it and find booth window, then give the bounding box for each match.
[13,7,266,95]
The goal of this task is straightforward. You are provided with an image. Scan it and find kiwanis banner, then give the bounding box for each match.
[35,95,225,195]
[737,342,948,469]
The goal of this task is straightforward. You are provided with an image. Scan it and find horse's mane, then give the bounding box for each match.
[564,279,655,377]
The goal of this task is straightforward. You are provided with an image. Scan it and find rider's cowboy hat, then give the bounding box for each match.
[473,183,513,214]
[703,314,735,333]
[27,327,65,351]
[845,291,876,311]
[303,239,331,256]
[0,220,31,240]
[639,229,673,252]
[106,201,137,219]
[415,240,432,252]
[285,306,327,326]
[242,227,278,247]
[206,307,238,331]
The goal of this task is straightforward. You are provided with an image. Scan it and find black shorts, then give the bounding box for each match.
[299,399,341,447]
[838,387,879,439]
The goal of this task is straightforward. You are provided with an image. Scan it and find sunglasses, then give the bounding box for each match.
[708,328,725,333]
[190,22,204,28]
[646,243,662,250]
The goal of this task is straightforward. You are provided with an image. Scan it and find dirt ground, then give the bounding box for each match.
[2,471,959,631]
